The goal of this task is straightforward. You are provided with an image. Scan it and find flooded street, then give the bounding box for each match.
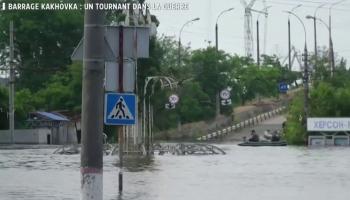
[1,145,350,200]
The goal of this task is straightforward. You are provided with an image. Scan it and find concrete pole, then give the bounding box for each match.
[178,39,181,67]
[256,20,260,67]
[288,19,291,71]
[80,1,105,199]
[313,17,317,61]
[215,23,218,51]
[215,24,220,118]
[329,14,335,77]
[9,21,15,144]
[118,26,124,192]
[303,44,309,127]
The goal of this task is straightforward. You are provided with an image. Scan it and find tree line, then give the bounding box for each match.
[0,2,300,134]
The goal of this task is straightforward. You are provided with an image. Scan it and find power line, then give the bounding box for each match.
[266,0,350,12]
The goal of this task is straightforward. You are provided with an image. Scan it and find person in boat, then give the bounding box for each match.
[248,129,259,142]
[271,130,280,142]
[263,129,272,140]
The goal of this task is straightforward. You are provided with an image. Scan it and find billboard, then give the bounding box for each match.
[307,118,350,132]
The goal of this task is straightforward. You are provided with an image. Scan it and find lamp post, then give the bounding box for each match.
[214,8,233,117]
[306,14,330,67]
[215,8,234,51]
[256,6,271,67]
[287,4,302,71]
[178,17,200,67]
[285,10,309,128]
[329,0,346,77]
[311,3,327,60]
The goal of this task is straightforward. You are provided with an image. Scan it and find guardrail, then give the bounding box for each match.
[197,106,287,141]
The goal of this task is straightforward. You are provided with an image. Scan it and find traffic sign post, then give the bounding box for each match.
[220,89,231,100]
[221,99,232,106]
[279,82,288,93]
[104,93,136,125]
[169,94,179,104]
[165,103,176,109]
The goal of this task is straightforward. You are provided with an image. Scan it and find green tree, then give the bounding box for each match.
[0,0,84,90]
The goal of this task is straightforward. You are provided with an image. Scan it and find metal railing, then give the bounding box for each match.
[197,106,287,141]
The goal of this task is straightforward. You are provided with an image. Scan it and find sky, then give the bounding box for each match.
[148,0,350,69]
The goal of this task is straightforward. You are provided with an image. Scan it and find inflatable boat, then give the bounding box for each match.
[238,141,287,146]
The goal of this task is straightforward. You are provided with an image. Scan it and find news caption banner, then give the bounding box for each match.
[0,2,189,11]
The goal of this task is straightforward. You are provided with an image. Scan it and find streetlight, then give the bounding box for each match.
[287,4,302,71]
[309,3,328,60]
[329,0,346,77]
[306,14,329,62]
[285,10,309,129]
[178,17,200,67]
[214,8,233,117]
[215,8,234,51]
[256,6,271,67]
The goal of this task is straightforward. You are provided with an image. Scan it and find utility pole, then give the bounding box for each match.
[80,1,105,199]
[329,12,335,77]
[256,19,260,67]
[287,4,302,71]
[313,17,317,60]
[286,10,308,131]
[9,21,15,144]
[303,45,309,126]
[329,0,346,77]
[117,26,124,192]
[288,19,291,70]
[178,39,181,67]
[215,23,218,51]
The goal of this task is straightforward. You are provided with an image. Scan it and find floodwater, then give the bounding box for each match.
[1,145,350,200]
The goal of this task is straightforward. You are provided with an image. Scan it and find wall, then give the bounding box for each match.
[0,128,51,144]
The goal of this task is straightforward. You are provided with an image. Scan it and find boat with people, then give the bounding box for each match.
[238,140,287,146]
[238,129,287,146]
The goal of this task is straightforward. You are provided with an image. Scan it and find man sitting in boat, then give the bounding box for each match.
[263,129,272,140]
[271,130,280,142]
[248,130,259,142]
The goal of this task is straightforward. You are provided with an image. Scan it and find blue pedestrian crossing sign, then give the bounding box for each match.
[104,93,136,125]
[279,82,288,93]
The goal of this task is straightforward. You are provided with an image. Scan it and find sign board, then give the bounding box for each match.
[105,61,135,92]
[169,94,179,104]
[104,93,136,125]
[71,26,150,61]
[279,82,288,93]
[165,103,175,109]
[307,118,350,132]
[221,99,232,106]
[220,89,231,100]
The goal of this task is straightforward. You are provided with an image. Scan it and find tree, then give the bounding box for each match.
[0,0,84,90]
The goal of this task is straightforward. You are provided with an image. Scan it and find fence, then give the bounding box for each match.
[197,106,287,141]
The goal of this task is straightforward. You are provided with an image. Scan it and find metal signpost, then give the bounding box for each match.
[220,89,231,106]
[72,25,150,194]
[166,94,179,110]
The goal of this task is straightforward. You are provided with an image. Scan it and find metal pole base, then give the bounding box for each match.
[119,172,123,192]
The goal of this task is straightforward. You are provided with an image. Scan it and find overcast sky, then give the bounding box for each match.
[148,0,350,69]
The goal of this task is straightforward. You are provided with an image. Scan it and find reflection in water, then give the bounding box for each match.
[114,155,156,172]
[1,145,350,200]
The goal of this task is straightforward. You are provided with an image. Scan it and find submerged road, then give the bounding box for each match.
[223,115,286,143]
